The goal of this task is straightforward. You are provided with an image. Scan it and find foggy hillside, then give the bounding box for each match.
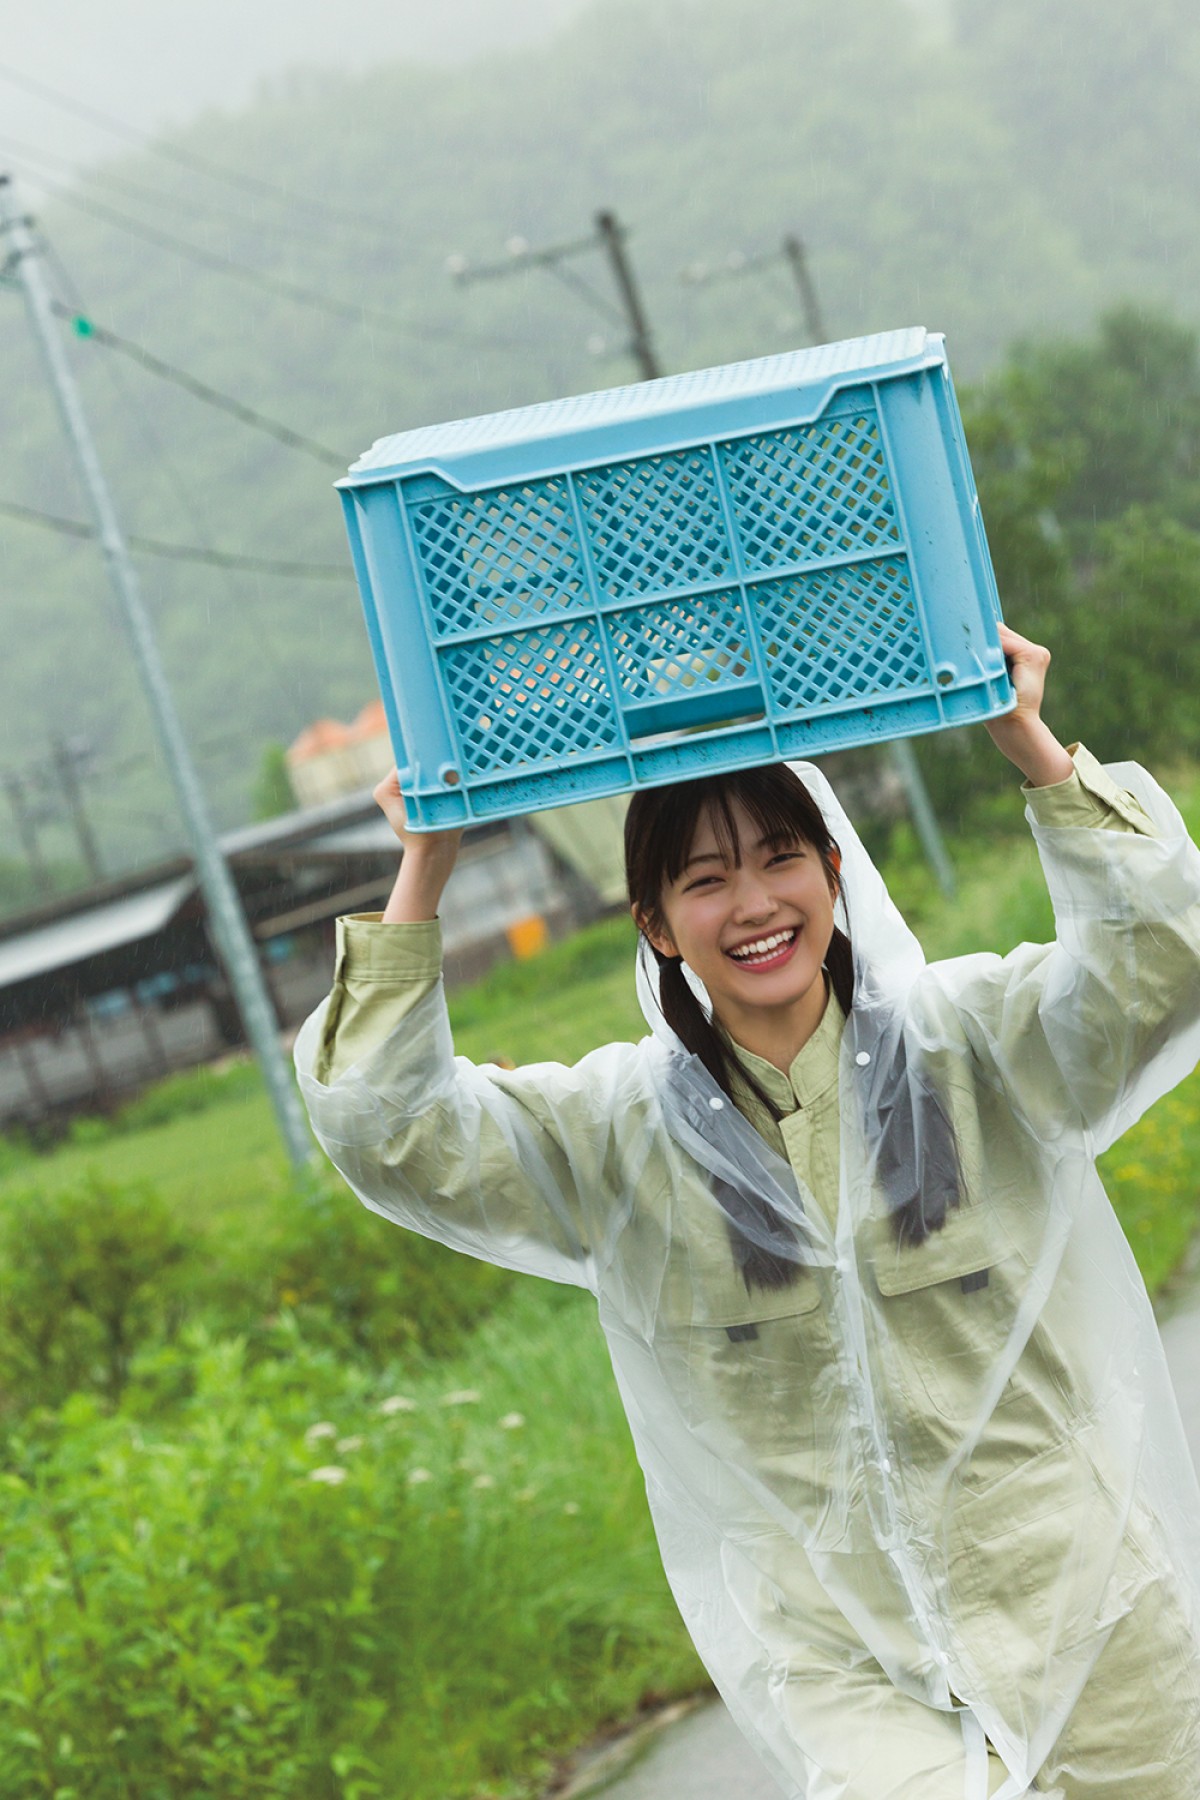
[1,0,1197,885]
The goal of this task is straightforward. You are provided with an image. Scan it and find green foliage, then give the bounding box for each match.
[0,1154,511,1412]
[0,1175,194,1409]
[917,305,1200,820]
[0,1297,700,1800]
[267,1168,512,1362]
[114,1057,266,1133]
[253,740,296,821]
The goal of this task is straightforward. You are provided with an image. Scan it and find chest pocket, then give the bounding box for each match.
[652,1195,847,1537]
[870,1200,993,1298]
[869,1197,1030,1442]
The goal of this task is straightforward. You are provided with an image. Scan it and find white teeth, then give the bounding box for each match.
[728,929,795,960]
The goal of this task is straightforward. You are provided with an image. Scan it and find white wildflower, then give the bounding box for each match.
[379,1395,417,1415]
[407,1467,434,1486]
[308,1465,348,1485]
[441,1388,481,1407]
[305,1421,338,1444]
[336,1436,364,1454]
[498,1412,526,1430]
[563,1501,581,1516]
[473,1473,496,1490]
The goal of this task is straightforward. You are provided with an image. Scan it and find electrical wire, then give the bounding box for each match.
[0,497,350,580]
[13,161,533,353]
[0,58,405,238]
[48,301,350,468]
[0,127,355,254]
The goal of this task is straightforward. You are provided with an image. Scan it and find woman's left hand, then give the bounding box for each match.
[984,623,1076,787]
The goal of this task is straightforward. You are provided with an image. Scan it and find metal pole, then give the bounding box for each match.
[0,175,314,1167]
[595,209,662,381]
[886,739,956,899]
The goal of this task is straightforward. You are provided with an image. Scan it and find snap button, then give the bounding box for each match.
[708,1095,724,1111]
[855,1051,871,1067]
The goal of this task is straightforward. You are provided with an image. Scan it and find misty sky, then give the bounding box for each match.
[0,0,590,191]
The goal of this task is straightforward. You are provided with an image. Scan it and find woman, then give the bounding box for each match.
[296,625,1200,1798]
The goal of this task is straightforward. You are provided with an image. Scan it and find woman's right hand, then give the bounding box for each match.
[374,770,464,923]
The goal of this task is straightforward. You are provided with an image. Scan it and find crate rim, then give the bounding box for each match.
[337,326,947,491]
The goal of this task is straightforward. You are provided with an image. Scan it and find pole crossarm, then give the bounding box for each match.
[449,208,662,382]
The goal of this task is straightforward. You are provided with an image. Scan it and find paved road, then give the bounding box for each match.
[592,1281,1200,1799]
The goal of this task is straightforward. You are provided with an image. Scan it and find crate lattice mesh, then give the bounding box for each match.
[441,620,620,776]
[576,449,732,599]
[605,592,753,704]
[412,479,584,638]
[722,416,900,573]
[752,559,927,713]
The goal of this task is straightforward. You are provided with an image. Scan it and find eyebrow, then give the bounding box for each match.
[680,832,795,875]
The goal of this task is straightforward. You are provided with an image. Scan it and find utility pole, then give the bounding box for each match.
[450,208,663,382]
[2,769,52,893]
[594,210,661,379]
[0,175,314,1167]
[51,734,104,882]
[682,231,827,347]
[780,234,827,346]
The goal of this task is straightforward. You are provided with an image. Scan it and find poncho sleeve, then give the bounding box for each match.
[294,915,658,1291]
[942,745,1200,1153]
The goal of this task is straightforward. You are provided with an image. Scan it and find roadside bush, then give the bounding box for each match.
[0,1294,698,1800]
[0,1175,194,1410]
[266,1168,513,1363]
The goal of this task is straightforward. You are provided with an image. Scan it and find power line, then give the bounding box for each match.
[0,59,403,239]
[0,496,349,580]
[0,127,359,255]
[52,302,349,468]
[17,164,532,354]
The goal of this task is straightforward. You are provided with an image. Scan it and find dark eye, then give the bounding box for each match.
[768,848,803,866]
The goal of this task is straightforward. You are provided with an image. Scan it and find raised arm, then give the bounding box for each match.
[944,627,1200,1149]
[295,773,655,1291]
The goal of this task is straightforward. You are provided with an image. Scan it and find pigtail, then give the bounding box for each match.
[655,950,804,1291]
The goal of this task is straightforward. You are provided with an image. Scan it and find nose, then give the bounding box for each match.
[730,868,777,921]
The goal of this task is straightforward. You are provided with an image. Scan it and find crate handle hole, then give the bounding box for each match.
[440,765,462,787]
[935,664,957,689]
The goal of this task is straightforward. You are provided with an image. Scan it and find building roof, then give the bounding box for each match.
[0,876,196,991]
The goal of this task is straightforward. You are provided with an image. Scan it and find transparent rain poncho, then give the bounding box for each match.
[295,756,1200,1799]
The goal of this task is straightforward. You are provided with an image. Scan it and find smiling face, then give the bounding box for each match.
[638,796,840,1060]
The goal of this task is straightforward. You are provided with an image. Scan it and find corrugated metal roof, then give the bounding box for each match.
[0,877,195,990]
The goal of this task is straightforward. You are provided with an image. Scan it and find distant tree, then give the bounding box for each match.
[252,742,295,820]
[917,307,1200,814]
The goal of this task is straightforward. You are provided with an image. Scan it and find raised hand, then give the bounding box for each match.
[984,623,1075,788]
[374,770,464,923]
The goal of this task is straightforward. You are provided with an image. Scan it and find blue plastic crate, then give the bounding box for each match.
[338,328,1013,829]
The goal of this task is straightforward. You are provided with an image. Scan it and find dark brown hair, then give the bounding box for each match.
[625,764,961,1290]
[625,765,849,1290]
